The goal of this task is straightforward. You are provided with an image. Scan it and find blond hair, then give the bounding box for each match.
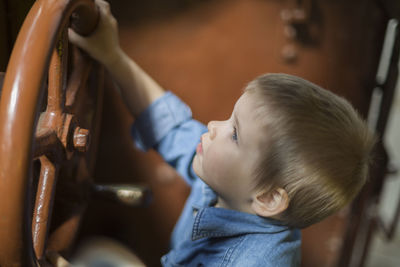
[246,73,376,228]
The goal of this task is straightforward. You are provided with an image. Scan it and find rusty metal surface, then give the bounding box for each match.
[0,0,100,266]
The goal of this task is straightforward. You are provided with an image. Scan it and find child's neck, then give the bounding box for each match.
[214,197,255,215]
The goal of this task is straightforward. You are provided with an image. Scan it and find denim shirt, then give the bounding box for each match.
[132,92,301,267]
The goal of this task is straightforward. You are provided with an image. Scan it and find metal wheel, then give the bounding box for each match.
[0,0,102,265]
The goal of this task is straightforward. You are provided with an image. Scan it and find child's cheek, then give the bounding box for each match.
[203,148,220,176]
[204,147,232,184]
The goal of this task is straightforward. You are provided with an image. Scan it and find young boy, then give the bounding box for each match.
[69,1,376,266]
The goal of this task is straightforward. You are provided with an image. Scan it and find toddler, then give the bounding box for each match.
[69,1,376,266]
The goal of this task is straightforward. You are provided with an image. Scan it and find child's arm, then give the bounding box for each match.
[70,0,205,186]
[68,0,164,117]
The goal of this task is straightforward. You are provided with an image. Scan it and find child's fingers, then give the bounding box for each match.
[68,28,89,51]
[94,0,116,28]
[95,0,112,16]
[67,0,119,65]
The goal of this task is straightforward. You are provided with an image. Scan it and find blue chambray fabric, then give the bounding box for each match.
[131,92,301,267]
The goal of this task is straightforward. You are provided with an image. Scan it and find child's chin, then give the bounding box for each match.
[193,157,214,187]
[192,157,202,177]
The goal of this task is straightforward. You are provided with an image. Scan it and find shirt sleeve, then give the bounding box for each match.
[131,92,207,186]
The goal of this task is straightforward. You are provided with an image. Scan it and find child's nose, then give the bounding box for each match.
[207,121,217,140]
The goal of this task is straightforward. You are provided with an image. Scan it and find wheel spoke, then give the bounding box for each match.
[33,112,65,159]
[48,28,68,113]
[65,48,92,111]
[33,131,63,159]
[32,156,58,260]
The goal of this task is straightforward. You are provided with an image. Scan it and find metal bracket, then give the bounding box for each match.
[280,0,321,63]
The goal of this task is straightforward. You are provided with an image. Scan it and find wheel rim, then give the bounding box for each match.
[0,0,101,265]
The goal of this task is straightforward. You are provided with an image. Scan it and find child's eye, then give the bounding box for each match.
[232,126,238,142]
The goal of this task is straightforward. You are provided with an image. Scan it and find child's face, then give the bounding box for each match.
[193,92,265,213]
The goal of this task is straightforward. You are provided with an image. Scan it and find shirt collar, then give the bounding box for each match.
[191,206,291,241]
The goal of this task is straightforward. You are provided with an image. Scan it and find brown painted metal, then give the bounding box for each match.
[32,156,57,260]
[0,0,100,266]
[73,127,90,152]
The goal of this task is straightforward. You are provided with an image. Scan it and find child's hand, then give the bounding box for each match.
[68,0,121,66]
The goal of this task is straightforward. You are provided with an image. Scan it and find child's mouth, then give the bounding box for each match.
[196,142,203,154]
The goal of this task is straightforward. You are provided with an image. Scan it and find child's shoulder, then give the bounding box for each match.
[230,230,301,266]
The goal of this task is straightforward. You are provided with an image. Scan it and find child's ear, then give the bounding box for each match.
[251,188,289,218]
